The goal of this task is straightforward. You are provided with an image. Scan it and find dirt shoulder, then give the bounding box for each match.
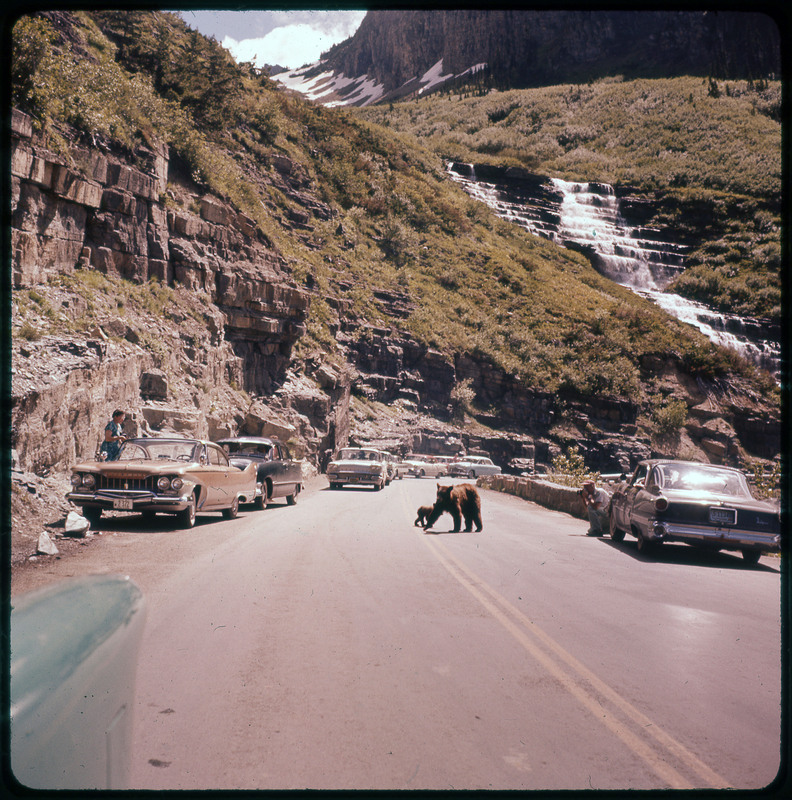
[10,471,328,598]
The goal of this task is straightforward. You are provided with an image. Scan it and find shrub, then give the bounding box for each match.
[548,446,599,487]
[450,377,475,422]
[650,396,687,438]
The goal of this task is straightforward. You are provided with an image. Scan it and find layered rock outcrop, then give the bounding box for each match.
[10,108,325,472]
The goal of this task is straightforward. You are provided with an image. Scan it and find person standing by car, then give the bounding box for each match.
[100,409,127,461]
[580,479,610,536]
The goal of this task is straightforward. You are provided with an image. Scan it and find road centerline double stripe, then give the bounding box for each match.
[420,533,728,790]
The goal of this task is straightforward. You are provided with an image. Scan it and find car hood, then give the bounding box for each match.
[329,459,382,467]
[72,459,193,475]
[228,456,261,468]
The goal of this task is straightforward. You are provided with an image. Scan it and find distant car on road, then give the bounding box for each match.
[217,436,302,508]
[609,459,781,564]
[67,437,257,529]
[404,456,446,478]
[386,453,410,479]
[327,447,389,490]
[448,455,502,478]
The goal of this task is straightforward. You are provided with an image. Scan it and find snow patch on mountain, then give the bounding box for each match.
[273,58,489,106]
[418,60,487,96]
[273,64,385,106]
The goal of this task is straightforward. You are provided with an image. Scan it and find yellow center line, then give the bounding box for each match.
[415,522,728,790]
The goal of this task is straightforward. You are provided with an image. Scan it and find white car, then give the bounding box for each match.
[404,457,446,478]
[326,447,389,490]
[448,455,502,478]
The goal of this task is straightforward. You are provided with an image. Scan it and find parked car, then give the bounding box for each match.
[609,459,781,564]
[216,436,302,508]
[326,447,389,490]
[404,456,446,478]
[387,454,410,480]
[67,437,257,529]
[448,455,502,478]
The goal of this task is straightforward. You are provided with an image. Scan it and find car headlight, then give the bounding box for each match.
[171,477,183,491]
[157,476,171,491]
[71,473,82,488]
[82,473,96,489]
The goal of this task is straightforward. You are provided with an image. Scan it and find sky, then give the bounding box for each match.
[176,10,366,70]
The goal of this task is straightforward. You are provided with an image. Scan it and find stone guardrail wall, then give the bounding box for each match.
[480,474,588,520]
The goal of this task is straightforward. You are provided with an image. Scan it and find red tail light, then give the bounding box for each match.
[655,497,668,512]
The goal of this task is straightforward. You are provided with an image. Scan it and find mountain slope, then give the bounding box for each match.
[9,10,780,486]
[274,10,782,107]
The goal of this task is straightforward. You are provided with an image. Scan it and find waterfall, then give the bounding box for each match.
[447,164,780,376]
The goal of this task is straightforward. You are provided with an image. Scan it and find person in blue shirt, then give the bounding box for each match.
[100,409,127,461]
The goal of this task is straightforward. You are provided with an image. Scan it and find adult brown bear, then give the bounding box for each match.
[424,483,482,532]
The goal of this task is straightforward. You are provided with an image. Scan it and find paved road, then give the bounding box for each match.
[118,478,781,791]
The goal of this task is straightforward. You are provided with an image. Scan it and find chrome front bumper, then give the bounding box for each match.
[328,472,382,485]
[66,490,192,513]
[649,520,781,552]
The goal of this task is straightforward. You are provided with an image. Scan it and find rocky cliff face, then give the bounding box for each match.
[10,107,341,474]
[294,10,781,106]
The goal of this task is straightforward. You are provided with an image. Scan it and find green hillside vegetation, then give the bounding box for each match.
[11,11,777,406]
[357,77,782,322]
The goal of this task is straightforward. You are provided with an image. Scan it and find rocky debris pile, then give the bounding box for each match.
[11,464,87,565]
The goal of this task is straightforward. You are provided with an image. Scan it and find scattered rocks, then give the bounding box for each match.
[36,531,59,556]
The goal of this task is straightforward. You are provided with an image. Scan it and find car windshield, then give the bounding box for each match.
[222,442,272,458]
[337,449,378,460]
[117,440,199,462]
[655,463,749,497]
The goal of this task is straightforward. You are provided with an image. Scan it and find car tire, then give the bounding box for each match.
[468,470,476,479]
[223,496,239,520]
[609,512,625,542]
[742,549,761,566]
[178,494,197,529]
[635,530,655,555]
[83,507,102,526]
[419,469,425,478]
[286,487,299,505]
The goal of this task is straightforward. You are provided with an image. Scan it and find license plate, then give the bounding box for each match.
[709,507,736,525]
[113,497,134,510]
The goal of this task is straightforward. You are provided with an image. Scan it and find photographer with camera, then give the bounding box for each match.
[579,479,610,536]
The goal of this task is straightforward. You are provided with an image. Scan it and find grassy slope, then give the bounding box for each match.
[10,11,778,410]
[355,77,782,322]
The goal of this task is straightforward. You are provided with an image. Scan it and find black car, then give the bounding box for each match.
[216,437,302,509]
[609,459,780,564]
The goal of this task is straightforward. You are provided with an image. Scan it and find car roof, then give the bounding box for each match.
[129,437,202,444]
[216,437,277,445]
[640,459,742,474]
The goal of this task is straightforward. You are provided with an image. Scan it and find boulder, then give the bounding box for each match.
[36,531,59,555]
[64,510,91,537]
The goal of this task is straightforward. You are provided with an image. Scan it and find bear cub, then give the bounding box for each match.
[424,483,483,532]
[414,505,434,528]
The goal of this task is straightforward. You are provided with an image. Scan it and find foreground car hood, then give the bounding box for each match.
[72,459,192,475]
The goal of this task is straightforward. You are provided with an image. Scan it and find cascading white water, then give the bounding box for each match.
[549,178,685,291]
[447,164,780,375]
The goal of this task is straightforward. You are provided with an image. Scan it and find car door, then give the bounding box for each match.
[623,463,650,532]
[267,444,285,498]
[205,444,233,507]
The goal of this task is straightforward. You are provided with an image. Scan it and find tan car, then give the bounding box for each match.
[67,437,257,529]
